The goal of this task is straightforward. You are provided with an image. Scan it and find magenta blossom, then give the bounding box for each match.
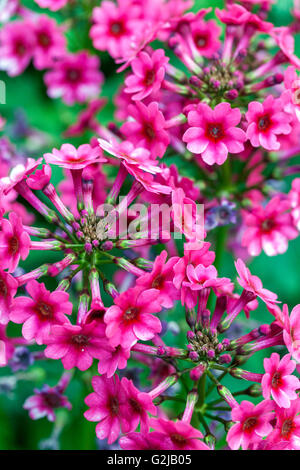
[149,418,210,450]
[268,400,300,449]
[190,18,221,58]
[120,431,168,450]
[0,269,18,325]
[32,15,66,70]
[0,20,36,76]
[44,52,103,105]
[0,212,30,272]
[124,49,169,101]
[261,353,300,408]
[282,304,300,363]
[9,280,72,345]
[97,343,131,378]
[27,165,52,190]
[227,400,274,450]
[136,251,180,309]
[84,375,128,444]
[235,258,278,305]
[90,0,143,59]
[120,377,157,433]
[121,101,170,158]
[104,286,162,349]
[24,384,71,422]
[183,102,246,165]
[34,0,68,11]
[44,320,107,371]
[241,196,298,256]
[44,143,106,170]
[246,96,292,151]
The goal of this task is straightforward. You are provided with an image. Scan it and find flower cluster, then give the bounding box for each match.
[0,0,300,452]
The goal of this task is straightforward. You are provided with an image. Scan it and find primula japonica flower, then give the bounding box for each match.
[121,101,170,158]
[34,0,69,11]
[246,96,292,151]
[227,400,274,450]
[84,375,128,444]
[235,258,278,305]
[0,20,36,76]
[104,287,162,349]
[44,321,107,371]
[190,18,222,58]
[241,196,298,256]
[119,431,168,450]
[32,15,66,70]
[136,250,180,309]
[97,342,131,378]
[0,212,30,272]
[267,400,300,449]
[120,377,157,433]
[261,353,300,408]
[9,280,72,345]
[183,102,246,165]
[282,304,300,362]
[44,144,106,171]
[90,0,143,59]
[124,49,169,101]
[23,384,71,422]
[0,269,18,325]
[149,418,210,450]
[44,52,103,105]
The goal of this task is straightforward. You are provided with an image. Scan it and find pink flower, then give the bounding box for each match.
[0,269,18,325]
[34,0,68,11]
[120,377,156,433]
[0,157,42,195]
[136,251,180,308]
[104,286,162,349]
[268,400,300,449]
[44,320,107,371]
[99,139,170,195]
[44,52,103,105]
[183,102,246,165]
[124,49,169,101]
[181,263,231,309]
[9,280,72,345]
[235,258,278,305]
[97,343,131,378]
[283,304,300,362]
[262,353,300,408]
[227,400,274,450]
[149,418,210,450]
[241,196,298,256]
[120,431,168,450]
[44,143,106,170]
[24,384,71,422]
[246,96,292,151]
[121,101,170,158]
[27,165,52,190]
[90,0,143,59]
[0,326,15,366]
[32,15,66,70]
[190,19,221,58]
[173,241,215,306]
[215,4,251,25]
[0,212,30,272]
[84,375,128,444]
[0,20,36,76]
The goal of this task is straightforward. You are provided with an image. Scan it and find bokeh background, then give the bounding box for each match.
[0,0,299,450]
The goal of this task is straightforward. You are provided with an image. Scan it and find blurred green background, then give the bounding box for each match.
[0,0,299,450]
